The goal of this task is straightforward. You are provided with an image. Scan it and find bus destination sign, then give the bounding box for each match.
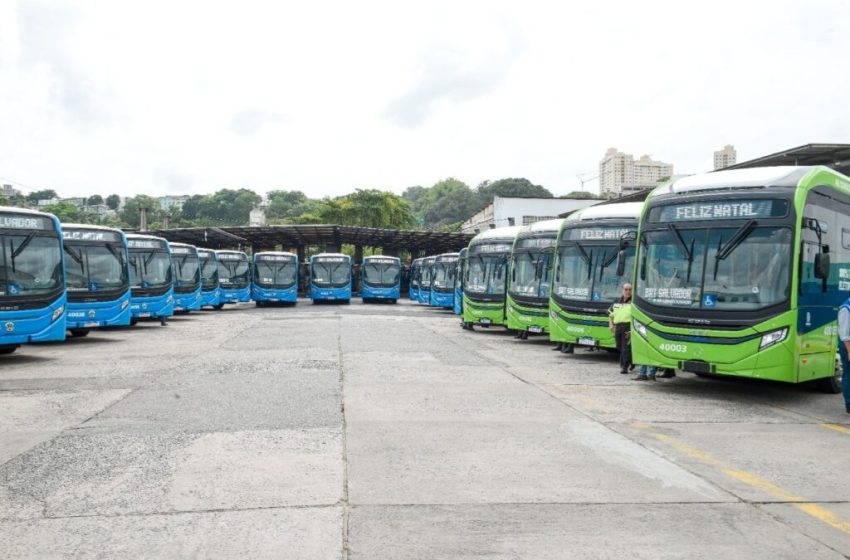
[258,255,295,262]
[315,257,347,263]
[63,230,121,242]
[655,200,785,222]
[564,228,632,241]
[471,243,513,254]
[217,253,245,261]
[0,215,52,230]
[367,258,398,265]
[170,246,193,255]
[128,239,166,249]
[517,237,556,249]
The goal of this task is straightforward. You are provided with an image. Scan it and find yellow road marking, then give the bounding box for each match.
[631,424,850,536]
[821,423,850,436]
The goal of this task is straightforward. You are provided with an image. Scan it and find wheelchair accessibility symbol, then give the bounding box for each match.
[703,294,717,308]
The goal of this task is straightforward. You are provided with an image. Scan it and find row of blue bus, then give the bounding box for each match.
[408,253,462,310]
[0,208,402,354]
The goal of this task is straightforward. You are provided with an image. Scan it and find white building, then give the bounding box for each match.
[158,195,190,212]
[599,148,673,199]
[714,144,737,170]
[461,196,599,234]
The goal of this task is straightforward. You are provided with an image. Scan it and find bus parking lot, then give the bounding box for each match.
[1,300,849,558]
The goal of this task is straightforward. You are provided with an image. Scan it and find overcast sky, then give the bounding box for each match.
[1,0,849,199]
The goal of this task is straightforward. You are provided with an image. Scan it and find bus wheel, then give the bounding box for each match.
[255,301,264,307]
[214,303,224,310]
[390,299,397,304]
[0,345,17,355]
[130,318,138,326]
[70,329,90,338]
[815,361,842,394]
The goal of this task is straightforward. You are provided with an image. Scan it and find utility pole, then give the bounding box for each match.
[140,207,148,231]
[576,172,599,193]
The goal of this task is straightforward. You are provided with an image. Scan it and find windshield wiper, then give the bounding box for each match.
[65,244,84,265]
[105,242,124,264]
[713,220,757,280]
[667,224,696,282]
[11,233,36,260]
[573,243,593,280]
[600,249,618,280]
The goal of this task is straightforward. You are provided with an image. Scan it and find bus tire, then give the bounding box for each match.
[214,303,224,310]
[70,328,90,338]
[255,301,264,307]
[815,362,842,394]
[0,346,17,355]
[130,318,138,326]
[390,299,397,304]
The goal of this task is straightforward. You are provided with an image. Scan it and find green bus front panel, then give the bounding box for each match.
[463,295,506,326]
[549,306,615,349]
[506,296,550,333]
[630,308,837,384]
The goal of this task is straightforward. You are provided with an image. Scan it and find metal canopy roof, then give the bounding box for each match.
[147,224,474,254]
[724,143,850,175]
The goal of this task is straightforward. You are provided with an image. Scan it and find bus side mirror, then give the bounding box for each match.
[814,252,830,279]
[616,249,627,277]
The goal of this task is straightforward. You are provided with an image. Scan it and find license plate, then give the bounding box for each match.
[480,317,492,325]
[139,312,151,317]
[84,322,100,328]
[578,337,596,346]
[528,325,543,334]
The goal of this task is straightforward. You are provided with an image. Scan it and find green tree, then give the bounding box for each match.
[562,191,603,199]
[105,194,121,210]
[265,190,318,223]
[25,189,58,205]
[0,194,9,206]
[180,194,205,221]
[41,201,82,223]
[299,189,415,229]
[421,178,477,230]
[475,178,552,209]
[121,195,159,228]
[87,194,104,205]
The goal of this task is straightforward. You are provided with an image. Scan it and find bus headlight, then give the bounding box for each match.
[633,319,648,339]
[759,328,788,350]
[52,305,65,322]
[121,299,130,310]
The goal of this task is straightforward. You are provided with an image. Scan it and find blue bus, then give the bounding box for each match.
[309,253,352,303]
[215,250,251,304]
[62,224,130,337]
[0,207,67,354]
[453,248,466,315]
[431,253,459,309]
[360,255,401,303]
[252,251,299,305]
[170,243,202,312]
[409,258,422,301]
[197,248,223,309]
[126,234,174,326]
[417,256,435,305]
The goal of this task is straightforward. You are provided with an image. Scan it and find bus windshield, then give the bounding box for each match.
[362,261,400,287]
[312,260,350,287]
[0,233,63,298]
[173,253,200,290]
[64,242,127,293]
[410,265,420,289]
[199,254,218,290]
[638,225,792,310]
[511,250,554,300]
[554,242,634,303]
[255,259,297,288]
[129,250,172,289]
[218,257,249,288]
[466,254,508,295]
[432,261,456,291]
[420,263,433,290]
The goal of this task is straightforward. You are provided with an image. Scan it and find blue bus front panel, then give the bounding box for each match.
[409,286,419,301]
[174,289,203,312]
[221,285,251,304]
[130,291,174,319]
[200,288,222,308]
[418,289,432,305]
[431,291,454,309]
[252,284,298,303]
[66,292,131,329]
[310,285,351,301]
[361,283,400,301]
[2,296,67,345]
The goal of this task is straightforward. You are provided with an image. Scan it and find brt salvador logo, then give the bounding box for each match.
[4,322,14,333]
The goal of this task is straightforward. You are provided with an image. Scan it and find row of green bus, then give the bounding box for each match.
[449,165,846,394]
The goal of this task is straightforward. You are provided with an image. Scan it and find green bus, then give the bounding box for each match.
[461,226,523,330]
[631,166,846,392]
[549,202,643,351]
[506,219,562,339]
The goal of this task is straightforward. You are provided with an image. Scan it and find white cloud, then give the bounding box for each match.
[1,0,848,199]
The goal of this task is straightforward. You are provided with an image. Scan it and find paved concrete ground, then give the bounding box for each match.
[1,299,849,558]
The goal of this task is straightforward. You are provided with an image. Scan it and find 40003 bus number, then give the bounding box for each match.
[659,343,688,353]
